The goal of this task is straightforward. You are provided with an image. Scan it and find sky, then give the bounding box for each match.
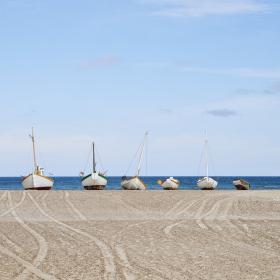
[0,0,279,176]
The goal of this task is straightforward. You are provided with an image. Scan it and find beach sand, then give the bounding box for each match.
[0,190,279,280]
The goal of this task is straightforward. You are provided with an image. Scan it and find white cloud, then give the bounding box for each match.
[237,82,280,95]
[143,0,272,17]
[206,109,237,117]
[79,55,120,69]
[180,66,280,79]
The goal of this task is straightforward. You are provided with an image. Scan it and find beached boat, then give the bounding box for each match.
[22,128,54,190]
[81,142,108,190]
[121,176,146,190]
[157,177,180,190]
[197,177,218,190]
[121,132,148,190]
[233,179,250,190]
[197,132,218,190]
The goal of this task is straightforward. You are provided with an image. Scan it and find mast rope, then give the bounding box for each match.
[124,143,141,176]
[124,134,146,176]
[96,147,105,173]
[208,146,217,177]
[196,141,206,177]
[145,135,148,176]
[82,143,92,174]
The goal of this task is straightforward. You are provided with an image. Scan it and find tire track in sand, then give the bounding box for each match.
[41,192,89,244]
[0,191,8,216]
[0,244,56,280]
[64,191,87,221]
[7,192,56,280]
[201,195,231,232]
[163,199,202,236]
[112,221,151,280]
[164,195,226,237]
[0,190,7,202]
[230,194,280,257]
[194,197,213,230]
[163,196,228,280]
[212,195,280,259]
[194,194,232,232]
[0,232,24,255]
[164,199,187,218]
[0,191,26,218]
[0,191,26,255]
[28,193,116,280]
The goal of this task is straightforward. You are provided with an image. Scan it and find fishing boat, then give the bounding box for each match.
[233,179,250,190]
[157,177,180,190]
[22,128,54,190]
[121,132,148,190]
[197,132,218,190]
[81,142,108,190]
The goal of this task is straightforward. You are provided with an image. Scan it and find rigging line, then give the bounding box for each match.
[196,141,206,177]
[125,142,142,176]
[208,146,217,177]
[30,134,51,175]
[145,135,148,177]
[82,143,92,174]
[124,135,146,176]
[96,148,105,173]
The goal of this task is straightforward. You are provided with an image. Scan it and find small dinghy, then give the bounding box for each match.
[197,177,218,190]
[121,176,146,190]
[22,128,54,190]
[157,177,180,190]
[81,142,108,190]
[121,132,148,190]
[197,131,218,190]
[233,179,250,190]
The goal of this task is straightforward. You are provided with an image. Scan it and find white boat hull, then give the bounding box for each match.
[197,177,217,190]
[22,174,54,190]
[160,177,180,190]
[82,172,107,190]
[121,176,146,190]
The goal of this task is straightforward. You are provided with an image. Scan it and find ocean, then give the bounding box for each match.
[0,176,280,190]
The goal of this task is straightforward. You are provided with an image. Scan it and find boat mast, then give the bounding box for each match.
[92,142,96,173]
[136,132,148,177]
[31,127,38,172]
[205,130,209,179]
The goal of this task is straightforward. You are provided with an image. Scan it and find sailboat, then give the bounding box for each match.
[22,128,54,190]
[81,142,108,190]
[157,177,180,190]
[121,132,148,190]
[197,132,218,190]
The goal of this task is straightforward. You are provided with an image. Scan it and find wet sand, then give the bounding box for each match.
[0,190,280,280]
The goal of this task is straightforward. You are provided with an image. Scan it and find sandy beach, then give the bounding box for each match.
[0,190,279,280]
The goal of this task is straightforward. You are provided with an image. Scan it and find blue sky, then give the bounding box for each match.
[0,0,279,176]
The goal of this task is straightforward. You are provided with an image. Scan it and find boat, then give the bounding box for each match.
[197,132,218,190]
[197,177,218,190]
[81,142,108,190]
[121,176,146,190]
[22,128,54,190]
[121,132,148,190]
[157,177,180,190]
[233,179,250,190]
